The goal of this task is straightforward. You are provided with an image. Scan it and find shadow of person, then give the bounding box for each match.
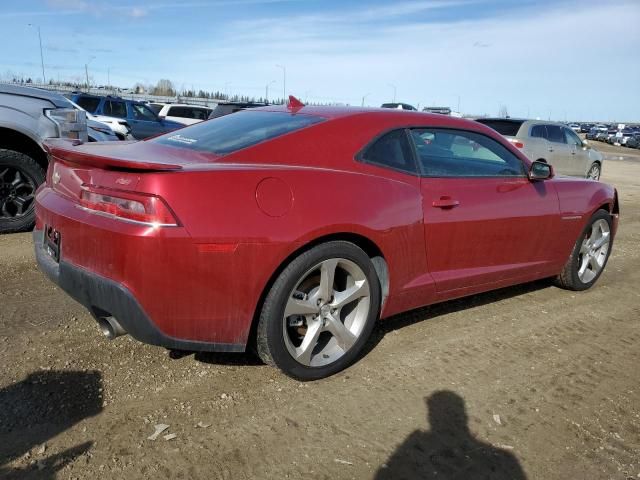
[375,391,526,480]
[0,370,103,479]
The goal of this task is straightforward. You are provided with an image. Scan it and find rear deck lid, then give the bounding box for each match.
[44,138,219,172]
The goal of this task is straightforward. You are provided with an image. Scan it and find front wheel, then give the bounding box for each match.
[555,209,612,291]
[0,149,45,234]
[587,162,601,180]
[256,241,381,380]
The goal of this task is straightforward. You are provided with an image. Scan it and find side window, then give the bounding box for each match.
[360,129,417,175]
[564,128,582,148]
[530,125,547,139]
[546,125,566,144]
[103,100,127,118]
[410,128,525,177]
[76,96,100,113]
[131,104,158,121]
[168,106,188,118]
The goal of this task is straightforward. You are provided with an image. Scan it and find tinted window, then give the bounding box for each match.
[475,119,524,136]
[154,110,324,154]
[546,125,566,143]
[131,104,158,121]
[564,128,582,147]
[410,128,525,177]
[148,104,163,114]
[361,129,416,174]
[168,107,210,120]
[76,96,100,113]
[530,125,547,139]
[103,100,127,118]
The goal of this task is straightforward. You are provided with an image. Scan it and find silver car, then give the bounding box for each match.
[476,118,603,180]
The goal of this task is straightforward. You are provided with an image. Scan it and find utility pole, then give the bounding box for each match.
[85,56,95,91]
[276,64,286,103]
[388,83,397,103]
[28,24,46,84]
[265,80,276,103]
[361,92,371,107]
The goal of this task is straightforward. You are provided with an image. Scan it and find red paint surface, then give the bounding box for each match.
[35,106,618,348]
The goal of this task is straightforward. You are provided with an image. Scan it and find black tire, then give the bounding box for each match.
[0,149,45,234]
[586,162,601,181]
[555,209,613,291]
[256,241,381,380]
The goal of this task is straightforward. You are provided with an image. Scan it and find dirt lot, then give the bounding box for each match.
[1,143,639,480]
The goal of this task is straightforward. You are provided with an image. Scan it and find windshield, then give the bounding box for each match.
[153,110,324,154]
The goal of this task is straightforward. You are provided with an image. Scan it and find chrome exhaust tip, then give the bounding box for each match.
[97,316,127,339]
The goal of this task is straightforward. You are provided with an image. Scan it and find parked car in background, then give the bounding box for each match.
[475,118,604,180]
[148,103,212,126]
[0,84,88,233]
[34,103,618,380]
[71,93,184,139]
[69,99,132,140]
[381,102,417,111]
[580,124,593,133]
[586,128,600,140]
[207,101,269,119]
[626,133,640,149]
[568,123,581,132]
[595,131,609,142]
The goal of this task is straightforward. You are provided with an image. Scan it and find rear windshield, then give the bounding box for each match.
[475,119,524,137]
[153,110,324,154]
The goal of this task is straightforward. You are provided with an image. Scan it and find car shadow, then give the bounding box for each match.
[0,370,103,479]
[192,278,553,369]
[363,278,553,357]
[375,390,527,479]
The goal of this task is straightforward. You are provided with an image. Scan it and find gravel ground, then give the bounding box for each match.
[0,142,639,480]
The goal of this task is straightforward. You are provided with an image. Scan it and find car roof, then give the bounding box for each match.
[163,103,212,108]
[0,84,71,108]
[251,104,507,134]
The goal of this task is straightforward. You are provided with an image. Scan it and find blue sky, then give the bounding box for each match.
[1,0,639,121]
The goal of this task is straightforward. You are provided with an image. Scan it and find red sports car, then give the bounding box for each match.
[34,99,619,380]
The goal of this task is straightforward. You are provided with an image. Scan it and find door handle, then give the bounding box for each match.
[548,147,554,152]
[432,196,460,209]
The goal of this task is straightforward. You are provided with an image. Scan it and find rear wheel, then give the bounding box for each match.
[587,162,601,180]
[0,149,45,233]
[256,241,381,380]
[555,209,612,291]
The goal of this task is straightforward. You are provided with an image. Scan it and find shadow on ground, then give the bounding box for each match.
[189,279,552,369]
[363,278,552,356]
[375,390,527,480]
[0,370,103,479]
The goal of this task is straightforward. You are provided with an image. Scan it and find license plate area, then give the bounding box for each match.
[45,225,61,263]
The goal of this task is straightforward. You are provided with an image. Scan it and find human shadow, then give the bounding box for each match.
[0,370,103,479]
[375,391,526,480]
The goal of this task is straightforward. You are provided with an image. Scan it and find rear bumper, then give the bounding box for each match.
[33,229,244,353]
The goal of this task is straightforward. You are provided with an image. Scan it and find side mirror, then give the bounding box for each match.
[582,139,591,149]
[529,160,553,181]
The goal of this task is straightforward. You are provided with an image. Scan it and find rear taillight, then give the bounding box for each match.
[79,187,179,227]
[508,138,525,149]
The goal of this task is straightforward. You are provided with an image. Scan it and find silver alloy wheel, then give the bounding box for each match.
[587,163,600,180]
[282,258,371,367]
[577,218,610,283]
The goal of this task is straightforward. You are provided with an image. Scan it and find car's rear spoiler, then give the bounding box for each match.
[43,139,183,171]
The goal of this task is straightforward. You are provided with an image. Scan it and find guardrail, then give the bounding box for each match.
[0,81,223,107]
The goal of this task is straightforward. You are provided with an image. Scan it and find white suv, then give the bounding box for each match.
[148,103,212,126]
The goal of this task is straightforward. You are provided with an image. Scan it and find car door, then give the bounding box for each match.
[101,99,128,126]
[544,124,573,176]
[412,127,562,294]
[128,103,164,139]
[563,127,589,177]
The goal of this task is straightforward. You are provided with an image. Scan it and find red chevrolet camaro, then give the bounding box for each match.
[34,99,619,380]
